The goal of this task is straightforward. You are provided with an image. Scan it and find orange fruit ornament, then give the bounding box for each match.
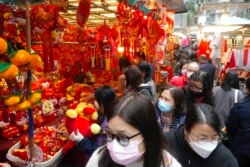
[9,100,32,111]
[0,37,8,55]
[0,62,19,80]
[9,50,31,66]
[28,92,42,104]
[4,96,21,106]
[27,54,43,70]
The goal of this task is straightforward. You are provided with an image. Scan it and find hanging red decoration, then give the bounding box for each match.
[77,0,91,27]
[30,4,60,31]
[47,0,69,12]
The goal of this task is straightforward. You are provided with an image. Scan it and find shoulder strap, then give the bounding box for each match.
[234,89,239,103]
[138,86,153,97]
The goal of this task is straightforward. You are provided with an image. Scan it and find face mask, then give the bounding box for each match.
[107,138,144,165]
[187,71,193,79]
[188,136,218,158]
[190,88,203,98]
[181,69,187,74]
[158,99,172,113]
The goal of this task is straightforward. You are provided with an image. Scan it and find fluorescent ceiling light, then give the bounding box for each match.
[68,10,77,14]
[70,2,79,6]
[90,20,106,23]
[90,8,104,12]
[108,6,117,10]
[89,15,98,19]
[93,0,117,4]
[100,13,116,17]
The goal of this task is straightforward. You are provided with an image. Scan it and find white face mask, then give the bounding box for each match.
[107,138,144,165]
[188,136,218,158]
[181,69,187,74]
[187,71,193,79]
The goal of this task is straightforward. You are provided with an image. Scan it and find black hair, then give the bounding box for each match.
[159,86,185,119]
[175,59,190,76]
[94,85,116,115]
[190,71,213,106]
[200,55,208,61]
[98,93,167,167]
[124,65,142,90]
[246,77,250,91]
[179,53,188,60]
[138,61,152,83]
[185,103,221,134]
[119,56,131,72]
[221,70,240,91]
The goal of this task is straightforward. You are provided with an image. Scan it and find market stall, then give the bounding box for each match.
[0,0,181,165]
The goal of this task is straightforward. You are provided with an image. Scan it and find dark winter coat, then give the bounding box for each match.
[226,95,250,158]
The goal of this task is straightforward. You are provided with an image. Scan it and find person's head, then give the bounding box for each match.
[94,85,116,115]
[245,77,250,94]
[174,44,180,50]
[199,55,208,64]
[189,71,213,105]
[179,53,188,61]
[99,93,166,166]
[192,43,198,51]
[138,61,152,83]
[119,56,131,72]
[221,70,240,91]
[186,61,200,79]
[184,103,221,158]
[177,59,190,75]
[158,86,184,121]
[124,65,143,90]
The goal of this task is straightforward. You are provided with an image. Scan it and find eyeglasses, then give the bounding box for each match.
[190,134,222,144]
[101,130,141,146]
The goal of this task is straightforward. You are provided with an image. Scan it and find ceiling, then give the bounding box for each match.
[60,0,187,28]
[60,0,119,28]
[4,0,187,28]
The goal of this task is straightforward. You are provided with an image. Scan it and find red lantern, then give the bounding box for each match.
[77,0,91,27]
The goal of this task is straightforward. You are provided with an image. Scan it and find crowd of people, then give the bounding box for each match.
[60,51,250,167]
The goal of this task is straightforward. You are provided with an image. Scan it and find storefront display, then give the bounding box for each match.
[0,0,177,165]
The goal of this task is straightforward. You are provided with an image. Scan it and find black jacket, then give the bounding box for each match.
[165,126,238,167]
[226,95,250,157]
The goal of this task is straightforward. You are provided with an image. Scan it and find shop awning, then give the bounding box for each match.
[215,16,250,25]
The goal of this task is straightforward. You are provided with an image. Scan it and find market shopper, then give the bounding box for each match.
[165,103,238,167]
[169,61,200,88]
[183,71,213,110]
[138,61,156,100]
[60,86,116,167]
[124,65,153,101]
[199,55,216,88]
[186,61,200,80]
[115,56,131,94]
[174,59,190,76]
[70,85,116,150]
[213,70,244,128]
[226,77,250,167]
[86,93,181,167]
[156,86,185,132]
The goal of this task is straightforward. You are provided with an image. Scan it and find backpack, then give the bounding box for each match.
[137,86,153,100]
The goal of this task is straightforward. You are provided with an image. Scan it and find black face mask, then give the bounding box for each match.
[190,88,203,98]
